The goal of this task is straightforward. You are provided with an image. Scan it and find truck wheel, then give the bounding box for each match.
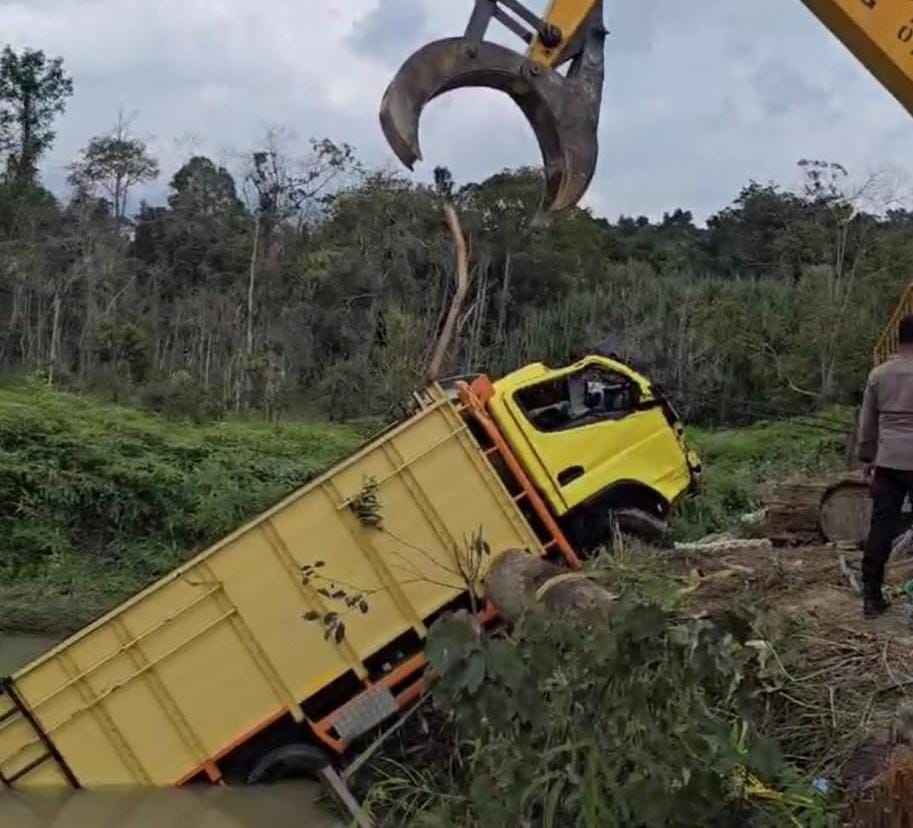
[613,507,672,548]
[244,742,329,785]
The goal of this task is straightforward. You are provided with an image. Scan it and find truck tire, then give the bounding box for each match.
[613,507,672,548]
[244,742,329,785]
[565,500,671,557]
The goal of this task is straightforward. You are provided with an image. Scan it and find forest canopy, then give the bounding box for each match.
[1,46,908,427]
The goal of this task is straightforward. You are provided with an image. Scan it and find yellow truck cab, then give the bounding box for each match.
[482,354,700,550]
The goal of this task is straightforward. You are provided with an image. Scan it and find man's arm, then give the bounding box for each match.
[857,371,879,467]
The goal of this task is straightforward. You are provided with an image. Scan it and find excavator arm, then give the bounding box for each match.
[525,0,601,68]
[380,0,913,219]
[800,0,913,118]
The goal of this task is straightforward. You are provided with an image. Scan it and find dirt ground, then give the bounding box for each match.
[678,541,913,641]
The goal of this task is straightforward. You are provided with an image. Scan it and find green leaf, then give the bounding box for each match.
[426,614,480,676]
[746,734,783,779]
[486,639,526,691]
[463,652,486,695]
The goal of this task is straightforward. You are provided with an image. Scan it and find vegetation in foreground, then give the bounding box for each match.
[0,378,363,634]
[360,552,841,827]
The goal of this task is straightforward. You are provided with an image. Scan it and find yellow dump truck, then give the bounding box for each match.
[0,355,699,791]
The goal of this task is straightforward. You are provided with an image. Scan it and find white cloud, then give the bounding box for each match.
[0,0,911,220]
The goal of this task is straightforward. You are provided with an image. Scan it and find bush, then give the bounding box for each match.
[136,370,221,421]
[364,598,836,827]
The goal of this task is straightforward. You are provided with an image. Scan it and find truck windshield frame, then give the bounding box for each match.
[513,364,641,434]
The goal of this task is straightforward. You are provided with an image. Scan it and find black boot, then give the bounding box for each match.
[864,586,891,619]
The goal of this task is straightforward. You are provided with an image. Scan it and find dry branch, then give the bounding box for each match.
[428,203,471,382]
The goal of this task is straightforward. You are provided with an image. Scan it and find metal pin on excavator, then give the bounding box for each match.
[379,0,607,219]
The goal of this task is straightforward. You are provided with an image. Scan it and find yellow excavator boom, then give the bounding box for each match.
[526,0,599,67]
[800,0,913,117]
[528,0,913,112]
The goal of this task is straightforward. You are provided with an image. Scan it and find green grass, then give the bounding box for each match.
[0,379,364,634]
[674,408,854,540]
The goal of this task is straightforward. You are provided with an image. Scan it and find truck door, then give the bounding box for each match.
[505,362,691,515]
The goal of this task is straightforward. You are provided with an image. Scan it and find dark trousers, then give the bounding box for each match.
[864,467,913,594]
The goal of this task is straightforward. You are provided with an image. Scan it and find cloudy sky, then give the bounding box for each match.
[2,0,912,222]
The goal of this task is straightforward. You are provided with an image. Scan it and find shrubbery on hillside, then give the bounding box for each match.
[0,379,362,632]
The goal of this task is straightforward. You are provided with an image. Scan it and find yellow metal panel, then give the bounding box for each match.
[488,390,566,513]
[800,0,913,116]
[2,388,545,789]
[9,760,70,788]
[151,623,280,755]
[0,717,48,779]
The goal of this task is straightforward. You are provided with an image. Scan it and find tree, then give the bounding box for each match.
[0,46,73,187]
[169,155,244,216]
[68,112,159,221]
[137,155,248,287]
[238,135,357,409]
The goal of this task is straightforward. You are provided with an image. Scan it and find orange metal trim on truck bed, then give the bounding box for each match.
[458,379,581,570]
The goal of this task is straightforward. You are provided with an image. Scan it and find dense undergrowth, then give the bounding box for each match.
[359,550,840,827]
[0,378,363,633]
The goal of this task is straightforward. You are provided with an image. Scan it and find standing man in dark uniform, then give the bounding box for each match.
[858,314,913,618]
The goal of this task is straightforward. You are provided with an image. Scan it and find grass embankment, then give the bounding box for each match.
[0,380,363,635]
[676,409,853,540]
[0,378,853,636]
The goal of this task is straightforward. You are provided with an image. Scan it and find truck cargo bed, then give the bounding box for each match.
[0,387,545,789]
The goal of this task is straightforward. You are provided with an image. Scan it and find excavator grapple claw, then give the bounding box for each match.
[379,1,606,219]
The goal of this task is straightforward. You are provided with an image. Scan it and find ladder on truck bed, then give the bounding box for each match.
[0,677,79,789]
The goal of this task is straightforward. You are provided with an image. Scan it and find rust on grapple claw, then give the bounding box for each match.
[379,1,606,219]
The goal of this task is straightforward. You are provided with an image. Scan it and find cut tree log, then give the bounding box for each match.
[761,478,832,543]
[483,549,616,625]
[819,478,873,545]
[762,472,876,545]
